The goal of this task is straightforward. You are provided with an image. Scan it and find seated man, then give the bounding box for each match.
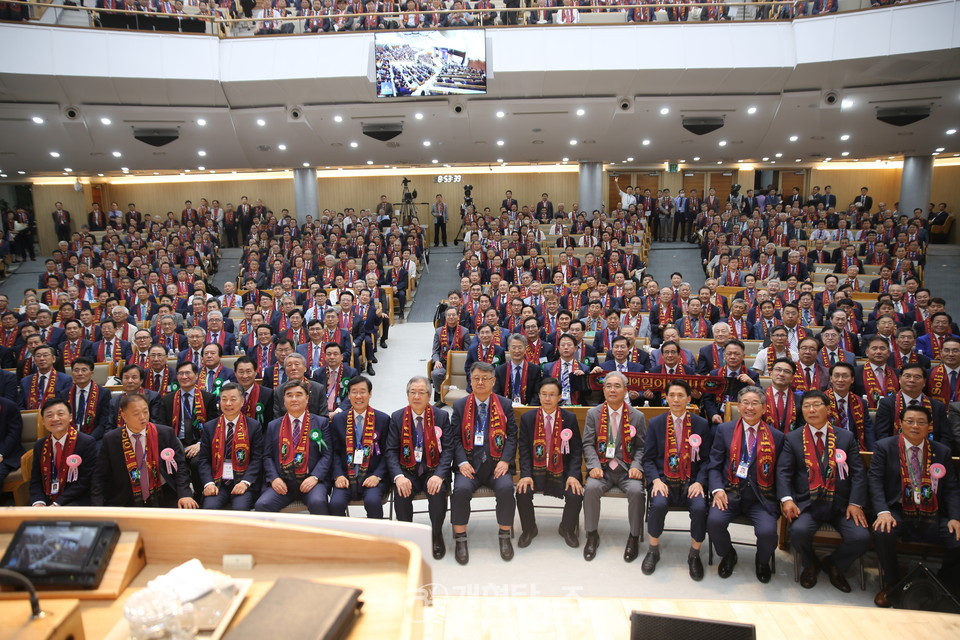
[19,345,72,409]
[541,333,588,405]
[430,307,468,406]
[582,371,647,563]
[161,361,221,495]
[312,342,358,416]
[198,382,264,511]
[450,362,518,565]
[516,377,584,550]
[701,340,759,425]
[641,380,712,580]
[387,376,454,560]
[495,334,542,405]
[197,343,237,394]
[254,381,332,514]
[91,394,198,508]
[329,376,391,518]
[0,394,22,487]
[68,356,113,442]
[870,405,960,606]
[30,398,98,506]
[777,390,870,592]
[707,386,785,583]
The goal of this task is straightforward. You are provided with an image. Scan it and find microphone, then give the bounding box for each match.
[0,568,46,620]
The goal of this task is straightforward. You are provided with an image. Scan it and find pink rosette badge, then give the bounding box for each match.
[834,449,848,480]
[688,433,702,461]
[66,454,82,482]
[931,463,947,492]
[160,448,178,475]
[629,425,637,438]
[560,428,573,454]
[434,427,443,452]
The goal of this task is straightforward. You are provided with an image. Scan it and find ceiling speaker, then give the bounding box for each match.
[133,128,180,147]
[362,122,403,142]
[876,106,931,127]
[682,117,724,136]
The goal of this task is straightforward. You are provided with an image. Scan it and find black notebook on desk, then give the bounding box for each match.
[225,577,363,640]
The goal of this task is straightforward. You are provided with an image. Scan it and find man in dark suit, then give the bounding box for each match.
[870,405,960,606]
[450,362,518,565]
[851,186,873,213]
[68,357,112,442]
[387,376,454,560]
[777,390,870,592]
[516,377,583,550]
[311,342,358,415]
[160,361,221,496]
[272,352,328,418]
[641,380,713,581]
[254,380,332,514]
[0,395,23,487]
[109,364,163,428]
[51,202,72,243]
[707,386,785,583]
[701,340,760,425]
[696,323,731,375]
[19,345,72,409]
[91,393,198,508]
[29,398,98,506]
[0,369,17,403]
[874,363,951,450]
[329,376,391,518]
[197,383,264,511]
[57,319,94,367]
[464,323,506,392]
[92,319,133,364]
[197,343,237,395]
[501,190,518,213]
[494,334,542,405]
[233,356,274,427]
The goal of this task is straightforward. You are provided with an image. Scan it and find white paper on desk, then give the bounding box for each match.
[147,559,234,603]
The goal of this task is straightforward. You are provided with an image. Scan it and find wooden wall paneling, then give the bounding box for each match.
[807,167,903,212]
[634,171,661,195]
[682,171,706,195]
[106,178,297,222]
[779,170,807,198]
[930,164,960,243]
[32,184,92,255]
[707,171,734,199]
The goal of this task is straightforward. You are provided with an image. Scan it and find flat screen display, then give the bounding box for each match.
[2,523,102,573]
[375,29,487,98]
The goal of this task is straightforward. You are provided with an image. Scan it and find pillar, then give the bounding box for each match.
[899,155,934,219]
[578,162,603,218]
[293,167,319,224]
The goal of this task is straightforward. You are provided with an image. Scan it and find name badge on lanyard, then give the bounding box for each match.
[414,446,423,463]
[50,480,60,495]
[223,460,234,481]
[605,442,616,459]
[353,448,365,466]
[474,429,485,447]
[736,462,749,479]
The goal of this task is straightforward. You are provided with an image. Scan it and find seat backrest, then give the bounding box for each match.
[93,362,112,386]
[221,356,239,370]
[447,351,469,390]
[20,410,45,448]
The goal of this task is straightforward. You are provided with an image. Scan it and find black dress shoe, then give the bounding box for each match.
[518,527,538,548]
[379,339,388,349]
[432,533,446,560]
[874,585,894,608]
[366,364,376,376]
[641,550,660,575]
[756,558,772,583]
[583,531,599,561]
[454,535,469,565]
[370,356,378,364]
[718,548,738,579]
[558,525,579,548]
[499,531,514,561]
[799,562,819,589]
[623,535,640,563]
[822,557,851,593]
[688,555,705,581]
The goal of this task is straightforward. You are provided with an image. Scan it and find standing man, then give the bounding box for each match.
[641,380,712,580]
[30,398,98,506]
[51,202,72,243]
[387,376,454,560]
[582,371,646,562]
[432,193,448,247]
[516,377,584,549]
[450,362,518,565]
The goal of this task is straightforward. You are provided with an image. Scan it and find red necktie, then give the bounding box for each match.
[54,441,63,470]
[815,432,825,460]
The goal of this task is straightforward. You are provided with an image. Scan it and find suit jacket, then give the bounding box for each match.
[330,408,391,482]
[19,371,73,409]
[707,420,785,515]
[915,333,960,359]
[582,403,646,472]
[157,332,188,353]
[451,394,518,472]
[197,415,265,488]
[599,360,645,373]
[92,338,133,363]
[262,413,332,484]
[57,339,94,363]
[776,425,867,514]
[91,424,192,507]
[29,432,98,505]
[464,343,506,391]
[273,379,329,419]
[310,366,359,412]
[874,394,950,451]
[868,435,960,520]
[702,368,761,422]
[158,389,221,447]
[38,326,66,347]
[69,383,113,441]
[642,412,712,488]
[0,369,18,403]
[385,407,454,481]
[0,397,24,469]
[517,408,583,485]
[494,360,542,405]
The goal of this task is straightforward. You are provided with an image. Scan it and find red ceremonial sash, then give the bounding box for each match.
[400,406,441,471]
[662,412,694,488]
[803,426,837,502]
[39,428,79,501]
[460,395,508,461]
[211,414,251,482]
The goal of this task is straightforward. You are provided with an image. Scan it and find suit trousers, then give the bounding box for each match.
[450,458,516,527]
[789,506,870,571]
[393,471,449,532]
[583,465,644,536]
[202,481,257,511]
[659,214,674,241]
[707,492,779,563]
[330,480,387,518]
[433,217,447,245]
[873,510,960,587]
[0,459,16,486]
[516,485,582,534]
[254,480,330,515]
[672,214,686,241]
[431,366,447,397]
[647,487,708,541]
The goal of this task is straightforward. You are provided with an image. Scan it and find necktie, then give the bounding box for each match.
[477,402,488,464]
[777,392,786,428]
[314,345,321,367]
[293,418,302,444]
[512,365,522,400]
[54,441,63,471]
[608,410,620,470]
[155,372,162,391]
[133,433,151,500]
[213,333,219,344]
[195,350,201,364]
[207,371,216,393]
[830,351,837,366]
[562,362,571,400]
[951,371,958,401]
[545,413,554,456]
[875,366,885,390]
[38,375,47,400]
[76,388,86,426]
[910,398,920,407]
[225,421,235,458]
[806,367,813,389]
[838,398,848,430]
[327,375,337,412]
[909,446,922,486]
[105,343,112,359]
[674,416,684,444]
[415,415,425,473]
[746,427,756,454]
[815,431,825,460]
[181,393,192,438]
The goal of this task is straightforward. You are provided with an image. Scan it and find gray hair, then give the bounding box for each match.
[507,334,528,348]
[603,370,628,387]
[406,375,432,393]
[738,385,765,404]
[469,361,496,376]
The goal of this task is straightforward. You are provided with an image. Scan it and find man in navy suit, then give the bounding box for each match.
[707,386,785,583]
[701,340,760,425]
[311,342,358,415]
[197,344,238,394]
[641,380,713,581]
[464,323,506,392]
[592,335,645,406]
[777,390,870,592]
[916,312,960,359]
[696,322,731,375]
[197,383,264,511]
[0,395,23,487]
[0,369,18,403]
[204,311,237,356]
[254,381,332,514]
[329,376,391,518]
[494,335,542,406]
[68,357,113,442]
[870,405,960,606]
[19,345,72,409]
[57,319,94,367]
[30,398,98,506]
[874,363,951,450]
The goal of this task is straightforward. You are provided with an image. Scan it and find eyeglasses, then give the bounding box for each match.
[471,376,494,384]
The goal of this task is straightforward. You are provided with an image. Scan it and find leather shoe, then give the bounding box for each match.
[498,531,514,561]
[623,535,640,563]
[518,526,538,548]
[718,548,738,579]
[432,533,446,560]
[822,557,851,593]
[366,364,376,376]
[689,555,705,581]
[641,550,660,575]
[756,558,772,584]
[799,562,819,589]
[559,525,579,548]
[454,535,469,565]
[583,531,599,561]
[379,339,388,349]
[874,585,894,608]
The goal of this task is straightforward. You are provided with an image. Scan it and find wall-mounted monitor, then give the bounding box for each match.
[375,29,487,98]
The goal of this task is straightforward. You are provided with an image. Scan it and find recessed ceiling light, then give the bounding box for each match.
[18,171,25,175]
[423,140,431,147]
[775,152,783,158]
[762,157,769,161]
[747,106,757,115]
[256,119,266,126]
[62,172,68,176]
[659,107,669,115]
[718,140,727,147]
[185,169,191,172]
[443,163,450,168]
[153,172,159,175]
[50,151,60,158]
[303,162,310,167]
[121,167,129,172]
[947,129,957,135]
[717,161,722,165]
[795,159,801,162]
[888,156,895,160]
[642,139,651,146]
[414,112,423,120]
[693,156,700,161]
[100,117,112,125]
[278,144,287,151]
[97,173,103,177]
[432,159,438,164]
[112,151,122,158]
[366,160,373,165]
[197,166,205,170]
[789,135,798,142]
[575,108,585,117]
[562,157,569,162]
[232,171,237,174]
[31,116,43,124]
[936,147,945,152]
[198,150,206,157]
[334,115,343,123]
[569,139,578,146]
[840,134,850,141]
[496,140,505,146]
[496,111,505,118]
[841,151,849,157]
[626,157,634,162]
[196,118,206,126]
[610,161,617,165]
[64,168,72,172]
[349,141,358,148]
[932,152,940,156]
[841,99,854,109]
[824,157,832,162]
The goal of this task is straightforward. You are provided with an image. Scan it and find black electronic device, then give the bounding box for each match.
[1,520,121,590]
[630,611,756,640]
